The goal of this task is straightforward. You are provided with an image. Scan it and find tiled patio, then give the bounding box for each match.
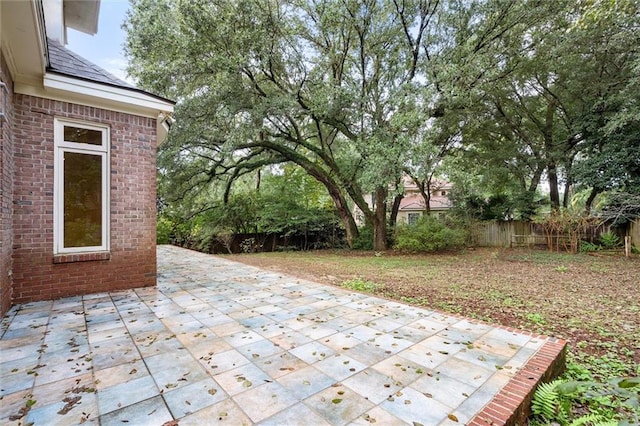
[1,245,565,425]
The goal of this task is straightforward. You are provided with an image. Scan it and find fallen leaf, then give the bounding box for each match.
[448,414,459,422]
[331,399,342,404]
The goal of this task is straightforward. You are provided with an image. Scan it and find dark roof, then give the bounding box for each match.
[46,38,174,105]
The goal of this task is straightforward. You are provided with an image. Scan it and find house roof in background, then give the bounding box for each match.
[399,194,452,211]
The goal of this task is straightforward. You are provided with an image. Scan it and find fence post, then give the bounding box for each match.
[625,236,631,258]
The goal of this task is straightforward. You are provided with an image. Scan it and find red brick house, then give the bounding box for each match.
[0,0,174,315]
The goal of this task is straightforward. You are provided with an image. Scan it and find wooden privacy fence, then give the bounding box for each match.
[471,220,639,249]
[471,221,538,247]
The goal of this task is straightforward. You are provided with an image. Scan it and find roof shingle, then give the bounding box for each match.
[46,38,174,104]
[47,38,136,89]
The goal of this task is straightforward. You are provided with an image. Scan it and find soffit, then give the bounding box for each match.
[64,0,99,35]
[0,0,47,85]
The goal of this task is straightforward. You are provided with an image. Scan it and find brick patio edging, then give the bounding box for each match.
[468,337,567,426]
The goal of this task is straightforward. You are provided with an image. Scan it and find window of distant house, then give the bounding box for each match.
[441,191,446,196]
[54,119,109,254]
[408,213,420,225]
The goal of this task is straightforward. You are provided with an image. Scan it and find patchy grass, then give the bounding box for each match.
[225,248,639,379]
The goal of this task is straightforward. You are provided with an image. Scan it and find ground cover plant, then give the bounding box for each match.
[224,248,640,423]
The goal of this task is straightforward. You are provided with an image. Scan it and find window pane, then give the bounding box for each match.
[408,213,420,225]
[64,152,102,248]
[64,126,102,145]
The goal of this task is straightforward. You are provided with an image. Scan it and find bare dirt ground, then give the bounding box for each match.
[224,248,640,377]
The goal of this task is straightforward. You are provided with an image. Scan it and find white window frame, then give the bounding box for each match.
[407,212,421,225]
[54,118,110,254]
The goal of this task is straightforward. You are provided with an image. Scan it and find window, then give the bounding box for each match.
[441,190,446,196]
[54,119,109,254]
[407,212,421,225]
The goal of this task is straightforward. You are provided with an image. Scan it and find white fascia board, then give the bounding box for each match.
[13,73,173,118]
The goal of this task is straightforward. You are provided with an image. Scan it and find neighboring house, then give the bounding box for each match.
[0,0,174,316]
[352,178,453,226]
[397,180,453,225]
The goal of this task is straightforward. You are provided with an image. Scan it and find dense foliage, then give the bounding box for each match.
[157,166,342,252]
[125,0,639,248]
[394,216,468,252]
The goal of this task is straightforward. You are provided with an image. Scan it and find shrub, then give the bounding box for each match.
[579,240,601,253]
[156,217,173,244]
[352,225,374,250]
[394,216,467,252]
[599,232,621,249]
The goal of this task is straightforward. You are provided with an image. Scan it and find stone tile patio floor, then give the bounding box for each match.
[0,245,565,425]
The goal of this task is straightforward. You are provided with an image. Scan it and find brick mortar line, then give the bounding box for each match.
[468,339,567,425]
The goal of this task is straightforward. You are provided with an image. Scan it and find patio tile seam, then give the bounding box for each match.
[1,302,58,423]
[94,292,168,417]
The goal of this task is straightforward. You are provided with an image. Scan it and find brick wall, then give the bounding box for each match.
[0,52,15,316]
[10,95,157,304]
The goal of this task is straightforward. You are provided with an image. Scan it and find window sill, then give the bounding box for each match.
[53,252,111,264]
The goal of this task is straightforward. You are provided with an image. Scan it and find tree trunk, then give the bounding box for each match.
[548,161,560,211]
[389,194,403,228]
[544,98,560,211]
[372,187,388,251]
[332,195,358,248]
[584,187,598,215]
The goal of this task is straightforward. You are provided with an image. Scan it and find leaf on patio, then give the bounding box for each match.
[331,399,342,404]
[448,414,459,422]
[242,380,252,388]
[58,396,81,415]
[208,388,218,396]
